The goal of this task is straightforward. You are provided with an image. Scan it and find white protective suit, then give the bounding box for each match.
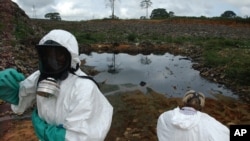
[157,107,229,141]
[11,29,113,141]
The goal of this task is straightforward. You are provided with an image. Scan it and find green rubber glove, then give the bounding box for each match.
[32,109,66,141]
[0,68,25,105]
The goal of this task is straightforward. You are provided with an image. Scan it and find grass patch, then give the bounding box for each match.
[127,33,137,42]
[224,49,250,85]
[202,38,250,85]
[75,32,106,44]
[14,21,34,41]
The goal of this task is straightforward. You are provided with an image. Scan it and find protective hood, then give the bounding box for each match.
[38,29,81,70]
[171,107,201,129]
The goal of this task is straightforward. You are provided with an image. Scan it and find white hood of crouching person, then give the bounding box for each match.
[11,29,113,141]
[157,107,229,141]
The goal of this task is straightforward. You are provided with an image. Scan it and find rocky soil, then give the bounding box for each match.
[0,0,250,140]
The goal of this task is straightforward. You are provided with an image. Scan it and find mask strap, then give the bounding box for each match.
[69,63,79,73]
[186,92,201,105]
[69,67,100,88]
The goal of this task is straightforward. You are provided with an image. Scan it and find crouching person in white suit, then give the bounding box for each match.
[0,29,113,141]
[157,90,229,141]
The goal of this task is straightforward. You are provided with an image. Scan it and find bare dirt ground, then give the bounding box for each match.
[1,89,250,141]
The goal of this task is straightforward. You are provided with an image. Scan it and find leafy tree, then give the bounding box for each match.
[140,0,152,19]
[169,11,174,17]
[221,10,236,18]
[44,12,61,20]
[140,16,146,19]
[150,8,169,19]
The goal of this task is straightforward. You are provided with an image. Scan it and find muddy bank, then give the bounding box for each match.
[1,1,250,140]
[1,29,250,141]
[1,88,250,141]
[1,28,250,141]
[81,42,250,102]
[105,89,250,141]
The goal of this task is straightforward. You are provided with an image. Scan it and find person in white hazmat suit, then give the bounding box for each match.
[0,29,113,141]
[157,90,229,141]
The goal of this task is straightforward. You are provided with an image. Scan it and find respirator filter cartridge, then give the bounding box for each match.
[37,77,60,97]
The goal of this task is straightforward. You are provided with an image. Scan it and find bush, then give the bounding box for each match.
[127,33,137,42]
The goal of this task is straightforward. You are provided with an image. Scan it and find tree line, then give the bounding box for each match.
[44,0,240,20]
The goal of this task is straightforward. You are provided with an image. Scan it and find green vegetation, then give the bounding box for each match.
[0,22,4,32]
[75,32,106,44]
[150,8,170,19]
[201,38,250,85]
[220,10,236,18]
[127,33,137,42]
[161,36,250,85]
[154,36,250,85]
[14,21,34,40]
[13,12,35,41]
[44,12,61,20]
[31,19,250,86]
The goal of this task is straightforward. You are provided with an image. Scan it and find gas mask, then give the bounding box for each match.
[35,40,71,97]
[37,77,60,97]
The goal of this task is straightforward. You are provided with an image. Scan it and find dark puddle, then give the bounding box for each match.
[80,52,238,99]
